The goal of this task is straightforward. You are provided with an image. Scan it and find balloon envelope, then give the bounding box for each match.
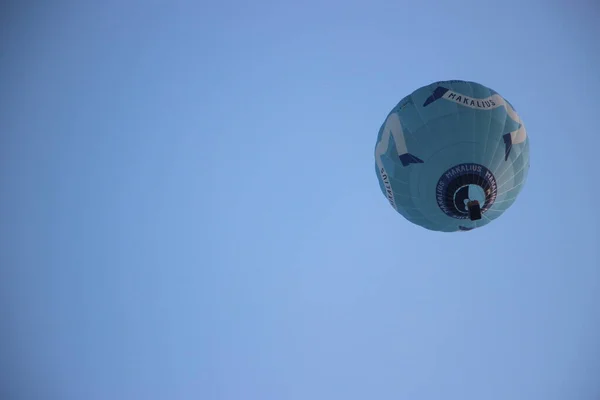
[374,80,530,232]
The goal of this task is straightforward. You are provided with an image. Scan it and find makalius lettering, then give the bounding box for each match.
[423,86,505,111]
[484,170,498,203]
[444,164,483,180]
[446,91,496,109]
[436,180,449,214]
[379,167,396,209]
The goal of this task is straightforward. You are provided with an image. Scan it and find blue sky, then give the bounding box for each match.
[1,1,599,399]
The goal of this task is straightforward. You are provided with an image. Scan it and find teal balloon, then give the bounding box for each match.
[374,80,530,232]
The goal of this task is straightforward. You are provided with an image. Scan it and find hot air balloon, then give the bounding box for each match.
[374,80,530,232]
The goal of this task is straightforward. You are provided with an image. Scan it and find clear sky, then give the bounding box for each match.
[1,1,599,399]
